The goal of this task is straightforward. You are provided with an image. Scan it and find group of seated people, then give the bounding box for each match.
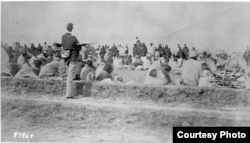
[1,41,250,90]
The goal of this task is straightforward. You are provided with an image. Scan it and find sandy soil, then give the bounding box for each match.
[2,91,250,142]
[1,94,173,143]
[2,118,171,143]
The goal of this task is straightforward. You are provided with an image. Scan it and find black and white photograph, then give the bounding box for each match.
[1,0,250,142]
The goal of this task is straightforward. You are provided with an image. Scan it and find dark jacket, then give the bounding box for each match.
[158,46,165,57]
[164,47,172,59]
[183,47,189,60]
[100,46,106,55]
[133,46,139,57]
[62,33,80,64]
[177,47,183,58]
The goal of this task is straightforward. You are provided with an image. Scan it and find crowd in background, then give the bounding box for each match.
[1,37,250,90]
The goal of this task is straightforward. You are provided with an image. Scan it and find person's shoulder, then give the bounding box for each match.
[71,34,78,41]
[62,33,70,36]
[62,33,70,39]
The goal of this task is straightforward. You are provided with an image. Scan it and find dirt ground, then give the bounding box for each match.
[2,91,250,142]
[1,94,173,143]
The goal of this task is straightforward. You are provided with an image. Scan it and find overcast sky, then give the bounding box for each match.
[1,2,250,52]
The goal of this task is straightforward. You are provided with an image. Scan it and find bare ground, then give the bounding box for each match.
[2,91,250,142]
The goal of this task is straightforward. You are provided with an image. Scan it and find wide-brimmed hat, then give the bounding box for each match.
[189,50,198,58]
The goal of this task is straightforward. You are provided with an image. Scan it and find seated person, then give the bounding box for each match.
[96,63,113,81]
[179,50,202,86]
[198,63,215,87]
[144,57,171,86]
[207,58,217,73]
[113,56,123,69]
[39,46,62,78]
[123,55,132,69]
[141,53,152,70]
[15,63,38,78]
[168,55,181,74]
[95,59,106,78]
[31,59,42,76]
[133,55,143,70]
[80,59,95,81]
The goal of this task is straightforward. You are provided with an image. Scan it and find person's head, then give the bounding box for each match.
[160,56,169,64]
[161,63,172,79]
[86,60,93,67]
[207,53,211,58]
[203,51,207,56]
[103,64,113,73]
[128,55,132,60]
[201,63,208,71]
[32,59,42,69]
[162,64,171,73]
[184,44,187,47]
[66,23,74,32]
[211,58,217,65]
[53,50,61,58]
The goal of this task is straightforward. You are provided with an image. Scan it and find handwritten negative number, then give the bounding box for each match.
[13,132,34,139]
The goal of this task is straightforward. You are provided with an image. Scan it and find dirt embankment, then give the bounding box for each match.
[1,77,250,107]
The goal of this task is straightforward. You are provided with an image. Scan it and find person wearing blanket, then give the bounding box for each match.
[144,57,172,86]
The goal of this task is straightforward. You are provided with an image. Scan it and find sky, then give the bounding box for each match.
[1,1,250,53]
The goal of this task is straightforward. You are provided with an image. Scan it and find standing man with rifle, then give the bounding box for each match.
[62,23,82,99]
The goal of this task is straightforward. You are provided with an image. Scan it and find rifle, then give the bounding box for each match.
[54,43,97,47]
[78,43,97,47]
